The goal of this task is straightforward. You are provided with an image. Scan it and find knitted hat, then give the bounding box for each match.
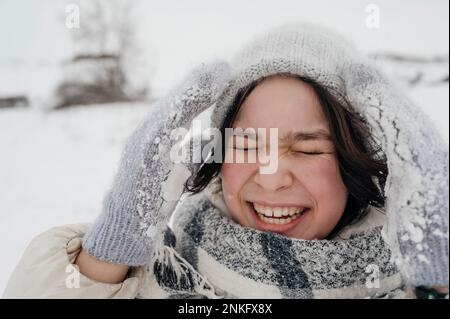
[210,22,449,287]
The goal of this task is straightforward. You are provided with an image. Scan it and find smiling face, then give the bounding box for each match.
[220,75,348,240]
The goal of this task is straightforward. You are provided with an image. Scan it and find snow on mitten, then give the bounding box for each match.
[82,61,231,266]
[344,61,449,287]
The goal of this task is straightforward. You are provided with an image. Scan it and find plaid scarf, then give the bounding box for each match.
[135,191,404,299]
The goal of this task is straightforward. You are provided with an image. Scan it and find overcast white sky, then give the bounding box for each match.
[0,0,448,95]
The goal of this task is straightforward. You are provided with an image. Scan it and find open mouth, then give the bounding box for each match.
[246,201,310,232]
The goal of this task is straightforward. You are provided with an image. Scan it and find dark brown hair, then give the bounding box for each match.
[185,73,388,239]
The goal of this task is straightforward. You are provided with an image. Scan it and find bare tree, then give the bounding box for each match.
[71,0,136,56]
[57,0,149,108]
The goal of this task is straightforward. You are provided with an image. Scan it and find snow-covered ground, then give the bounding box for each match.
[0,103,149,293]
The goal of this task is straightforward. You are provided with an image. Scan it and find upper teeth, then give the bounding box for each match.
[253,203,306,218]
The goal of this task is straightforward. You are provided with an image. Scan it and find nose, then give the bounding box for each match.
[253,159,294,192]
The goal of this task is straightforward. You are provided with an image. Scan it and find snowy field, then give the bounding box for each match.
[0,103,150,293]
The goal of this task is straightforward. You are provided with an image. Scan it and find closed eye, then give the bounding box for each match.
[300,151,323,155]
[233,146,257,151]
[293,151,328,155]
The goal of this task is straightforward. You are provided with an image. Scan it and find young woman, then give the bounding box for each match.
[4,23,448,299]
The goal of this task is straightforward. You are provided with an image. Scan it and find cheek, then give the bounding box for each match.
[293,157,348,218]
[304,158,346,196]
[221,163,246,193]
[220,163,256,212]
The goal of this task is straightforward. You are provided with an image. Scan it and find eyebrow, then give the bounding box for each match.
[281,129,332,142]
[233,128,332,142]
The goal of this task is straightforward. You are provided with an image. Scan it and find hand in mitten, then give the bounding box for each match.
[82,61,231,266]
[345,62,449,287]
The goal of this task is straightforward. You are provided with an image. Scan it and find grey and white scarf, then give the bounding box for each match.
[134,190,404,299]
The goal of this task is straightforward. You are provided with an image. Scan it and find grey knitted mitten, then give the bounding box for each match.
[82,61,231,266]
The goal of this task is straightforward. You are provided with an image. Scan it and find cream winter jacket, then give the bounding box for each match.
[3,224,145,299]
